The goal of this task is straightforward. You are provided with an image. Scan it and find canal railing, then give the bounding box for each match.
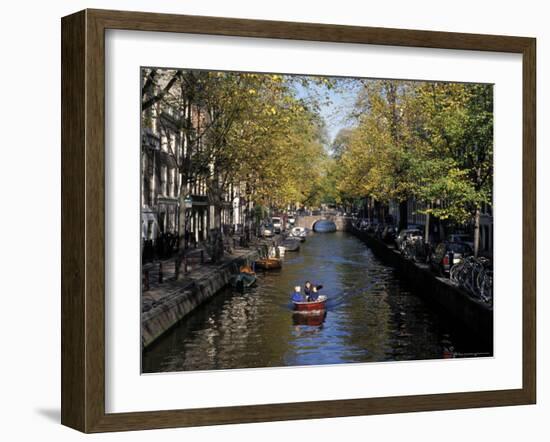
[141,234,285,349]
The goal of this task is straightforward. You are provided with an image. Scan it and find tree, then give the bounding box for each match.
[141,69,330,259]
[414,82,493,255]
[332,79,493,254]
[336,80,423,229]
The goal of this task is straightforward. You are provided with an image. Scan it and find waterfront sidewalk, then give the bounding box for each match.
[142,245,254,313]
[141,234,283,347]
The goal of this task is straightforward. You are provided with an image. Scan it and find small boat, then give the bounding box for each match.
[254,257,282,270]
[292,295,327,312]
[292,310,327,326]
[290,227,307,242]
[232,272,257,289]
[282,239,300,252]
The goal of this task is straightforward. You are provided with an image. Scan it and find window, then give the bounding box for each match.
[161,165,167,195]
[170,133,176,154]
[168,167,175,197]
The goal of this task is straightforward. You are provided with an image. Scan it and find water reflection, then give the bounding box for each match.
[142,231,491,373]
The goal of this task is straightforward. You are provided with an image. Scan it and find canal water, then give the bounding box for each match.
[142,231,491,373]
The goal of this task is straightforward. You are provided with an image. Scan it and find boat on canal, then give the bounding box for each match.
[290,226,307,241]
[231,272,257,290]
[254,257,282,270]
[231,264,257,289]
[292,295,327,312]
[281,238,300,252]
[292,310,327,326]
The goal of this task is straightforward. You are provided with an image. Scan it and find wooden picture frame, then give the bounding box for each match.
[61,8,536,433]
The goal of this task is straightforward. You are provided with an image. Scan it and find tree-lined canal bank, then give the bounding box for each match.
[141,235,285,348]
[142,231,492,373]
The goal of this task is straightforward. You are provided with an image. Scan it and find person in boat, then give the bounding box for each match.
[304,281,313,299]
[291,286,305,302]
[308,286,320,302]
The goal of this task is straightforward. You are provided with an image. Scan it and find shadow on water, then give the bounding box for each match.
[143,231,492,373]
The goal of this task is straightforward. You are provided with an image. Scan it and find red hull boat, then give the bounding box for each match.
[292,310,327,326]
[292,295,327,312]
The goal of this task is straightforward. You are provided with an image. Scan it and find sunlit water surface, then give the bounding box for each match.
[142,232,491,373]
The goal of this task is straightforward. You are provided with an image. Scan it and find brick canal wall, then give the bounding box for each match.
[350,227,493,345]
[142,237,284,349]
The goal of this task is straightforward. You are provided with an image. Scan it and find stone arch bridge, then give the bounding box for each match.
[295,214,352,231]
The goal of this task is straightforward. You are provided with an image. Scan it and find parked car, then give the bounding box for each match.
[262,224,274,237]
[271,217,282,234]
[447,233,474,249]
[381,226,398,243]
[429,241,473,275]
[395,228,423,250]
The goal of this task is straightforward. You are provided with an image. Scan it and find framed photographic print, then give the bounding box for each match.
[61,9,536,433]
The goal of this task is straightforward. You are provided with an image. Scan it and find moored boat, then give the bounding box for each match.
[232,272,257,289]
[282,238,300,252]
[290,226,307,241]
[254,257,282,270]
[292,295,327,312]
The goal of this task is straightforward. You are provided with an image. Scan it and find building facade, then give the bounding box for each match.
[141,75,247,259]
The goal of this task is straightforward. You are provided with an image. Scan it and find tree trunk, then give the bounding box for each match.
[207,182,224,263]
[399,200,408,231]
[473,206,481,257]
[424,207,430,244]
[473,167,482,258]
[438,218,445,241]
[177,178,189,253]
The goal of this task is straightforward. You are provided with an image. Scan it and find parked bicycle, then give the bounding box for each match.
[400,236,427,263]
[450,256,493,305]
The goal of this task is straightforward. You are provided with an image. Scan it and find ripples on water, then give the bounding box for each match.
[142,232,490,373]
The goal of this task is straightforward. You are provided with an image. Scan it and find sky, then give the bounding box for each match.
[292,79,362,147]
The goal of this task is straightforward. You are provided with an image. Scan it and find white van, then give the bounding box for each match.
[272,217,282,233]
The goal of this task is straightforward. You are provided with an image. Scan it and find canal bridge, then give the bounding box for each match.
[295,214,352,231]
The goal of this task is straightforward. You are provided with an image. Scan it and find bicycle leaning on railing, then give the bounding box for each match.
[450,256,493,305]
[400,236,427,263]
